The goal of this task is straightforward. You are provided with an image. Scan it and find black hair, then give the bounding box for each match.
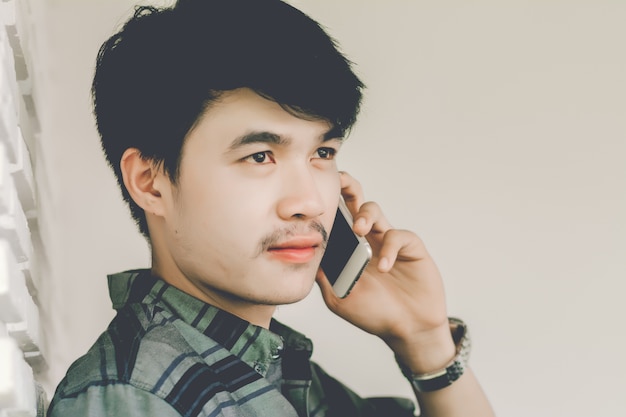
[92,0,365,237]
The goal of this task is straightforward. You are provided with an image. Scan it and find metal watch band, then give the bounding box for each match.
[399,317,471,393]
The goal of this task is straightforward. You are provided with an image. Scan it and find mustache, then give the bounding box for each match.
[257,221,328,255]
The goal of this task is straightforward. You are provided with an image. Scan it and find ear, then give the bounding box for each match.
[120,148,170,217]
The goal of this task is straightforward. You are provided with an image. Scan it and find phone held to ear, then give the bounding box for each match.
[320,198,372,298]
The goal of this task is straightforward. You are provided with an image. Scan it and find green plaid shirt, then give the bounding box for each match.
[48,270,415,416]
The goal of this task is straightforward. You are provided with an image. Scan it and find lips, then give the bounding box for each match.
[267,236,323,263]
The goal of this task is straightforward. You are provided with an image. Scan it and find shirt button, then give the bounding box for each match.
[271,346,284,360]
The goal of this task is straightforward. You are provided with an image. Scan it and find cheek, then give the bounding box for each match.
[323,168,342,200]
[177,174,268,248]
[181,166,249,214]
[320,171,342,225]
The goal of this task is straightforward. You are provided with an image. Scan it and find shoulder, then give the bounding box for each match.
[48,383,181,417]
[49,306,212,413]
[52,305,187,394]
[49,305,273,416]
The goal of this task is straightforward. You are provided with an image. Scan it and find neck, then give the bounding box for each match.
[151,267,276,329]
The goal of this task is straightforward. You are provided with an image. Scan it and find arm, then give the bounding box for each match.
[316,172,495,417]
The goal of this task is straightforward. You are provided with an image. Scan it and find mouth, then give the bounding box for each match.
[267,236,323,263]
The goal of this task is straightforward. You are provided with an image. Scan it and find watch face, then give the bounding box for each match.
[449,317,471,363]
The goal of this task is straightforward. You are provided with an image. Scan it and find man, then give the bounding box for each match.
[48,0,494,415]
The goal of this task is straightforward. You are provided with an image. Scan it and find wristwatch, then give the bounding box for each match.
[399,317,471,393]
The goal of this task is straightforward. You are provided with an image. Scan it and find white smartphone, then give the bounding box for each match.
[320,198,372,298]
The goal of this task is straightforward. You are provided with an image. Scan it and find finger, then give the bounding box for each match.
[376,229,424,272]
[353,201,393,236]
[339,171,364,214]
[315,269,341,311]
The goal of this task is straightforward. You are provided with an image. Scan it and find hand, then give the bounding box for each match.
[316,172,456,373]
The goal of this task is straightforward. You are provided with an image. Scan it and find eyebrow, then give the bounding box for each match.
[228,131,288,151]
[228,126,344,152]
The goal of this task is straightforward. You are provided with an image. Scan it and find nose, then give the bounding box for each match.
[276,167,325,221]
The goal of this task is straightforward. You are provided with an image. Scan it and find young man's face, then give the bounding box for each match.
[154,88,342,318]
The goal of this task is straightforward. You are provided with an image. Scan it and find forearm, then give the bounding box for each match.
[389,321,495,417]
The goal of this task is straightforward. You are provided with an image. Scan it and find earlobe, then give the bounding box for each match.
[120,148,167,216]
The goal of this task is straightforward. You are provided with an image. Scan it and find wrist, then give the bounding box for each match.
[388,321,456,374]
[395,317,472,393]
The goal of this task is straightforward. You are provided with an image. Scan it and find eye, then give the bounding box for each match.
[315,147,337,160]
[244,151,275,164]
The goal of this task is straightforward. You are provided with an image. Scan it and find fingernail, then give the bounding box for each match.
[355,217,366,229]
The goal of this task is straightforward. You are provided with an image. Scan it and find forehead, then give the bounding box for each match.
[187,88,336,147]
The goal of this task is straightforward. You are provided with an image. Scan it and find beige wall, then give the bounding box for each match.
[35,1,625,416]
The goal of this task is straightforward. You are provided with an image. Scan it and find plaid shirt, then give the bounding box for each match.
[48,270,416,417]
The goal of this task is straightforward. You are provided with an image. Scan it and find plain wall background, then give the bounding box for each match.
[30,1,625,416]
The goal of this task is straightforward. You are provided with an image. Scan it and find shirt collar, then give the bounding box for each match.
[107,269,312,376]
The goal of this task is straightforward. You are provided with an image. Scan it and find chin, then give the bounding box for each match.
[235,260,319,305]
[260,275,317,306]
[275,288,314,306]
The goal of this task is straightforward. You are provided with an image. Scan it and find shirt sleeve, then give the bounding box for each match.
[309,362,417,417]
[47,383,182,417]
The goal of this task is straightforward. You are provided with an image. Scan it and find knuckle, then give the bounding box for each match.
[386,228,421,245]
[384,228,403,241]
[360,201,379,213]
